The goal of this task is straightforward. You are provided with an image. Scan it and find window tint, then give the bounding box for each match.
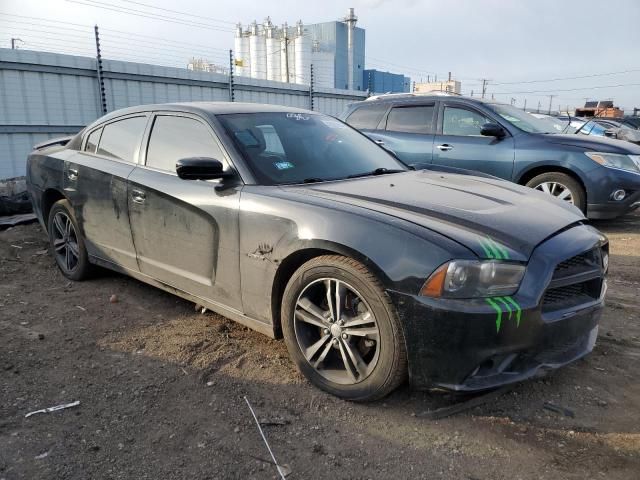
[97,116,147,162]
[345,104,387,130]
[146,115,224,172]
[218,113,405,186]
[442,107,490,136]
[84,127,102,153]
[386,106,435,134]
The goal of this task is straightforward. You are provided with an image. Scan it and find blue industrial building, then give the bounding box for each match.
[363,69,411,94]
[305,8,366,91]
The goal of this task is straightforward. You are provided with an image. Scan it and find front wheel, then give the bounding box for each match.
[281,255,407,401]
[525,172,586,213]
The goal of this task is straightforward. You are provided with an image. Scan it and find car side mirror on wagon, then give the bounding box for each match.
[480,122,506,138]
[175,157,234,180]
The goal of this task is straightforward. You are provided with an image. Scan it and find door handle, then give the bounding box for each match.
[67,168,78,181]
[131,189,146,204]
[436,144,453,151]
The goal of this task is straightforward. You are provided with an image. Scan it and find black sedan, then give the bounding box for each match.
[26,103,608,401]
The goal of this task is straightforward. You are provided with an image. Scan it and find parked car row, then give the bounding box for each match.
[340,93,640,219]
[27,101,609,400]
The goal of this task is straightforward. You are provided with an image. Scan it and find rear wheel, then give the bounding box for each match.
[47,199,92,281]
[281,255,407,401]
[525,172,586,213]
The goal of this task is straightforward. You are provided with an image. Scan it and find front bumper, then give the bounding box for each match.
[391,224,607,391]
[586,167,640,219]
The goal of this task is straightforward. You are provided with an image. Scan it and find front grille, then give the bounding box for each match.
[553,248,601,280]
[542,248,605,314]
[542,279,601,312]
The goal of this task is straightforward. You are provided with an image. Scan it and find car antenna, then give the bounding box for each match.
[561,108,573,134]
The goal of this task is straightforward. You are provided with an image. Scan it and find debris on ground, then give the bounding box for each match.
[109,294,118,304]
[0,213,37,229]
[543,401,575,418]
[25,400,80,418]
[417,386,514,420]
[244,396,289,479]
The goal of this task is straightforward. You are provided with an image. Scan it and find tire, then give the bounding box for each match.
[281,255,407,401]
[525,172,586,213]
[47,199,92,281]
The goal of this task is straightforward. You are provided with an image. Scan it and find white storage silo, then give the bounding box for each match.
[265,20,281,82]
[249,21,267,80]
[294,20,311,85]
[234,24,250,77]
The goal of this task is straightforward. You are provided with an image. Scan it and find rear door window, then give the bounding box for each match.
[386,105,435,134]
[145,115,225,173]
[97,116,148,162]
[345,104,388,130]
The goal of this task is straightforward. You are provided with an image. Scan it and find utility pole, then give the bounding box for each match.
[537,100,541,113]
[228,49,235,102]
[93,25,107,115]
[481,79,489,98]
[523,99,527,111]
[547,94,556,115]
[11,38,23,49]
[309,64,314,111]
[283,23,290,83]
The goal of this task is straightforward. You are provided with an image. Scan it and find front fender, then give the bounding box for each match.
[238,188,473,325]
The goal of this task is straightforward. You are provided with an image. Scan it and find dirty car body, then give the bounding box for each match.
[27,102,608,395]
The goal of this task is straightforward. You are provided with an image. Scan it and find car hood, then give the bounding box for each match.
[540,133,640,154]
[286,170,585,261]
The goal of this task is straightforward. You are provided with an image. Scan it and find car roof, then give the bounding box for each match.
[95,102,314,123]
[351,93,499,108]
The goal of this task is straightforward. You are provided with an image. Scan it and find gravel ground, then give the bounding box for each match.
[1,212,639,479]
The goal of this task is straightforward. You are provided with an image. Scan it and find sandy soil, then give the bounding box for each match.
[1,212,639,479]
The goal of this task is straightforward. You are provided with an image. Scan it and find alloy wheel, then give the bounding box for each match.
[534,181,575,204]
[51,211,80,273]
[293,278,380,385]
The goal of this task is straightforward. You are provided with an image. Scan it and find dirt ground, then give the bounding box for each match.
[1,212,639,480]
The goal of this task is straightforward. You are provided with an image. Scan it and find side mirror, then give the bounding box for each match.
[175,157,234,180]
[480,122,506,138]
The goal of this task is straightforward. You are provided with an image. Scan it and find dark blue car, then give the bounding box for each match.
[340,94,640,219]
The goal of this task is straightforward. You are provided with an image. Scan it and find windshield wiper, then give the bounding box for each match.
[302,177,325,183]
[347,167,406,179]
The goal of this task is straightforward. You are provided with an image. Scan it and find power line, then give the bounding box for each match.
[65,0,233,32]
[118,0,236,25]
[491,82,640,95]
[492,68,640,85]
[0,11,91,28]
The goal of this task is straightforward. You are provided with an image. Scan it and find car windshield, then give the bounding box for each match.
[217,112,407,185]
[487,103,560,134]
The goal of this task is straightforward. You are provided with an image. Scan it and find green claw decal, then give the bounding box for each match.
[480,236,510,260]
[485,296,522,332]
[502,295,522,327]
[485,297,503,332]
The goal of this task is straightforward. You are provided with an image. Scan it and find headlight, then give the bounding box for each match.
[421,260,525,298]
[585,152,640,173]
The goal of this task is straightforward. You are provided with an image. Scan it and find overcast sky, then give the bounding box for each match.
[3,0,639,112]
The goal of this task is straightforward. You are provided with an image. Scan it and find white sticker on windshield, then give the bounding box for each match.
[286,113,310,121]
[321,119,346,129]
